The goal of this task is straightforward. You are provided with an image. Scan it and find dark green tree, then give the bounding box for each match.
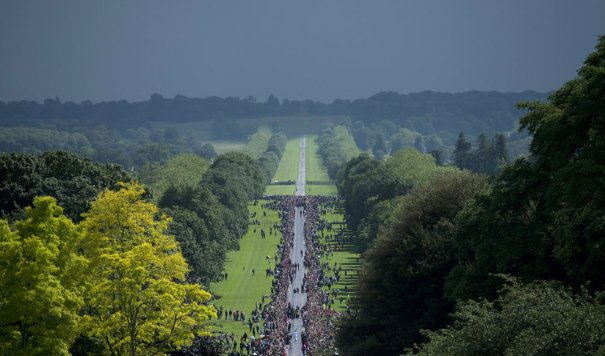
[196,143,218,161]
[453,132,471,169]
[411,279,605,355]
[446,35,605,300]
[337,172,485,355]
[0,151,130,221]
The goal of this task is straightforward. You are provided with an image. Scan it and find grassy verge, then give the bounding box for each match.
[209,200,281,336]
[264,138,300,195]
[207,140,248,155]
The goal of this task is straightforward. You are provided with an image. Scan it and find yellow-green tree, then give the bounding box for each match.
[0,197,86,355]
[81,182,216,356]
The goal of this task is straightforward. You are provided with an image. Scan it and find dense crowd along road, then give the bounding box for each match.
[288,137,307,355]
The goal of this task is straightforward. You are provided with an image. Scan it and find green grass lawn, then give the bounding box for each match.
[264,184,297,196]
[305,135,338,196]
[318,209,362,312]
[264,138,300,195]
[209,140,248,155]
[209,200,281,337]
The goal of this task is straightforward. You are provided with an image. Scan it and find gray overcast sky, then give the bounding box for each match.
[1,0,604,103]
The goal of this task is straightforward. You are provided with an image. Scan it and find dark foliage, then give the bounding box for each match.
[0,151,130,221]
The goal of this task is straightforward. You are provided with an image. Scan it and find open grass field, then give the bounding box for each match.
[210,140,248,155]
[209,200,282,336]
[264,138,300,196]
[305,135,338,196]
[318,209,362,312]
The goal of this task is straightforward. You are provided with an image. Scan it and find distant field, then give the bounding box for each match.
[264,138,300,196]
[209,140,248,155]
[209,200,281,337]
[151,115,348,141]
[305,135,338,196]
[265,184,297,196]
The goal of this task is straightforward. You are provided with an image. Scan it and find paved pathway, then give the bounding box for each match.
[296,136,306,197]
[288,136,306,355]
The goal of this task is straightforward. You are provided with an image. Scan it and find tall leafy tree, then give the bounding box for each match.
[0,197,86,355]
[453,132,471,169]
[337,172,485,355]
[201,152,264,243]
[137,153,209,202]
[81,182,216,356]
[446,35,605,301]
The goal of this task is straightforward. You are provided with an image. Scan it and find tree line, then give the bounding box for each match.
[0,125,219,169]
[334,36,605,355]
[316,122,360,179]
[0,91,546,136]
[452,131,509,175]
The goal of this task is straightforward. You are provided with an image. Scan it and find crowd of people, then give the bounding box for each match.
[256,196,298,354]
[213,195,344,355]
[299,196,339,355]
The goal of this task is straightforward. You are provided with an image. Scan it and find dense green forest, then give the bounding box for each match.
[333,35,605,355]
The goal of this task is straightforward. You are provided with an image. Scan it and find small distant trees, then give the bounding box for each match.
[453,132,508,175]
[453,132,472,169]
[195,143,217,161]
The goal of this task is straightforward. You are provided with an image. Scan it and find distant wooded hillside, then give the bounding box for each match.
[0,91,547,135]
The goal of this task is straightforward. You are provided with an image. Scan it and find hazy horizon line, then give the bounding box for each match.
[1,88,551,105]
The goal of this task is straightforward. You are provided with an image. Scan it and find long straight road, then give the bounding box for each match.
[288,136,306,355]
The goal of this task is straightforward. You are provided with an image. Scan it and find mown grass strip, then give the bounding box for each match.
[264,138,300,195]
[209,200,282,337]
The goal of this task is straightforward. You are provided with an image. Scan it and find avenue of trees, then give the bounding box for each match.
[335,36,605,355]
[316,122,360,179]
